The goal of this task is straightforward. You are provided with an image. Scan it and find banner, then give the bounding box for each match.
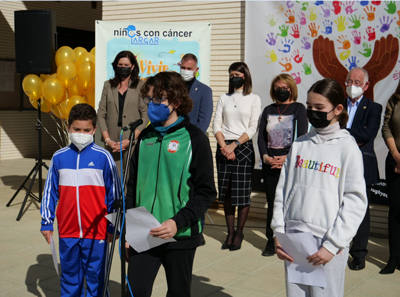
[245,1,398,177]
[95,21,211,108]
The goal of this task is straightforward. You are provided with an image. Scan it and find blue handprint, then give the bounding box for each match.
[347,56,358,70]
[301,37,312,50]
[279,38,294,53]
[322,20,333,34]
[379,15,393,33]
[315,1,324,5]
[266,33,277,46]
[360,1,369,6]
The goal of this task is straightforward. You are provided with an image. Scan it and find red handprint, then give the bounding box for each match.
[371,1,381,5]
[366,27,376,41]
[332,1,342,15]
[308,23,320,38]
[291,49,304,63]
[279,57,293,72]
[352,30,361,45]
[290,24,301,39]
[285,10,296,24]
[291,72,302,84]
[337,35,351,49]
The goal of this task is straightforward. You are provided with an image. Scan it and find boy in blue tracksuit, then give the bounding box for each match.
[40,103,121,297]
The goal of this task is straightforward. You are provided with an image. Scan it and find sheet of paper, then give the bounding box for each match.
[106,207,175,253]
[50,236,59,276]
[275,232,327,288]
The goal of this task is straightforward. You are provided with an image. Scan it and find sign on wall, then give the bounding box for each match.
[246,1,399,178]
[95,21,211,108]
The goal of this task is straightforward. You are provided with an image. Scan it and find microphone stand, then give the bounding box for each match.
[103,126,137,297]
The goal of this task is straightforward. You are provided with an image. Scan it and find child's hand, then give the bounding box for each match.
[274,237,294,262]
[41,230,53,244]
[307,246,334,265]
[149,219,177,239]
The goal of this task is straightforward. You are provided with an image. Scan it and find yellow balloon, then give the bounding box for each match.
[67,81,80,97]
[90,47,95,56]
[85,88,95,108]
[77,61,95,91]
[67,95,85,115]
[23,74,42,100]
[29,97,51,113]
[55,46,76,66]
[57,61,77,89]
[59,99,70,119]
[74,47,87,62]
[42,78,65,105]
[75,52,95,70]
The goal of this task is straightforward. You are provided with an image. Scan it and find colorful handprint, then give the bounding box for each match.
[332,1,342,15]
[285,10,296,24]
[279,38,294,53]
[384,1,397,14]
[298,12,307,26]
[265,50,278,64]
[290,24,301,39]
[286,1,295,9]
[379,16,393,33]
[363,5,376,21]
[266,33,277,46]
[345,1,357,14]
[335,16,347,32]
[393,70,400,80]
[301,37,312,50]
[291,49,304,63]
[301,2,309,11]
[337,35,351,49]
[303,63,312,75]
[322,20,333,34]
[291,72,302,84]
[348,14,361,29]
[320,4,331,18]
[347,56,358,70]
[307,6,317,21]
[372,1,382,5]
[266,14,278,27]
[358,42,372,57]
[274,4,285,14]
[351,30,361,45]
[366,27,376,41]
[339,50,352,60]
[277,25,289,37]
[308,22,320,38]
[279,57,293,72]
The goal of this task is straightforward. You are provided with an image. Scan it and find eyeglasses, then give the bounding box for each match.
[274,87,290,92]
[143,97,167,105]
[345,80,365,87]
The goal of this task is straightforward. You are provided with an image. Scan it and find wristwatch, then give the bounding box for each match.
[234,139,241,147]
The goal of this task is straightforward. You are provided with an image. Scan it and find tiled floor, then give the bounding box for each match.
[1,158,399,296]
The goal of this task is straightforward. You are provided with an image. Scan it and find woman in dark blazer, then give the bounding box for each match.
[97,50,149,176]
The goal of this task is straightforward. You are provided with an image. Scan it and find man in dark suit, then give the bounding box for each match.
[345,67,383,270]
[180,53,213,133]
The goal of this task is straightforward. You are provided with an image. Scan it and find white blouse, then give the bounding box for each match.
[213,89,262,140]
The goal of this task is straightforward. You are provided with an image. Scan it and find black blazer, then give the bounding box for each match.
[346,96,382,186]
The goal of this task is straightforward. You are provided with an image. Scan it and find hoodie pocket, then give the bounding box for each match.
[285,184,340,229]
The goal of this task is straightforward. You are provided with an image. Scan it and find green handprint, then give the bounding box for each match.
[335,16,346,32]
[348,15,361,29]
[301,2,309,11]
[302,63,312,75]
[265,14,277,27]
[396,27,400,39]
[277,25,289,37]
[265,50,277,64]
[385,1,397,14]
[358,42,372,58]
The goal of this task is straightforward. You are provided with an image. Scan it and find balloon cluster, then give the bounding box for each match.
[22,46,96,120]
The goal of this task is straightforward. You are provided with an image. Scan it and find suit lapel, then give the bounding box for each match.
[124,87,136,111]
[112,87,119,113]
[189,78,200,98]
[352,96,368,128]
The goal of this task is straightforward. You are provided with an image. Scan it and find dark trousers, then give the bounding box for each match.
[262,164,281,246]
[127,245,196,297]
[350,185,371,259]
[386,153,400,259]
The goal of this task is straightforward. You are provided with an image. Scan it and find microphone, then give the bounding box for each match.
[122,119,143,131]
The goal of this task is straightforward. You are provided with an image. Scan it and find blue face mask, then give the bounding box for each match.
[147,102,171,124]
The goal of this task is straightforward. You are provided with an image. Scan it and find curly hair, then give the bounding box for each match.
[270,73,298,102]
[68,103,96,127]
[140,76,156,98]
[109,50,140,89]
[152,72,193,116]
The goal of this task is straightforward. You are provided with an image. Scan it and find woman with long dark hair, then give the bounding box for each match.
[213,62,262,251]
[97,50,149,175]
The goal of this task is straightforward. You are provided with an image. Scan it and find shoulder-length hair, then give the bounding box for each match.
[152,72,193,116]
[228,62,252,96]
[109,50,140,89]
[270,74,298,102]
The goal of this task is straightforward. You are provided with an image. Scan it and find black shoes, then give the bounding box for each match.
[379,258,400,274]
[262,245,275,257]
[229,234,244,251]
[348,257,366,270]
[221,241,231,250]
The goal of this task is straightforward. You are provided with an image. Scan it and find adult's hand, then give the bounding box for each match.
[274,237,294,262]
[307,246,334,266]
[149,219,177,240]
[220,143,236,156]
[41,230,53,244]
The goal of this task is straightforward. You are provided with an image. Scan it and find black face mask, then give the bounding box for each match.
[230,76,245,89]
[274,89,291,102]
[307,108,334,128]
[116,66,132,78]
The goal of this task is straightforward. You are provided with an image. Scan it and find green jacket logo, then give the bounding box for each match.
[167,140,180,153]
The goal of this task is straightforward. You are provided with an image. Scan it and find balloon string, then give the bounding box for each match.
[49,112,68,147]
[38,119,63,149]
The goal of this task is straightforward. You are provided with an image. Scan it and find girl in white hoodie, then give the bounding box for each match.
[271,78,368,297]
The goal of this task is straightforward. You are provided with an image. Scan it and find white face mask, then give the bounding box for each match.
[346,84,364,99]
[69,133,93,151]
[180,69,194,82]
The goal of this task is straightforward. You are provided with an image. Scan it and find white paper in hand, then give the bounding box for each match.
[105,207,175,253]
[50,236,59,276]
[275,232,327,288]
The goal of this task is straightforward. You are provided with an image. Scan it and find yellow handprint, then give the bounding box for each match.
[334,16,347,32]
[308,6,317,21]
[265,50,277,64]
[339,50,351,61]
